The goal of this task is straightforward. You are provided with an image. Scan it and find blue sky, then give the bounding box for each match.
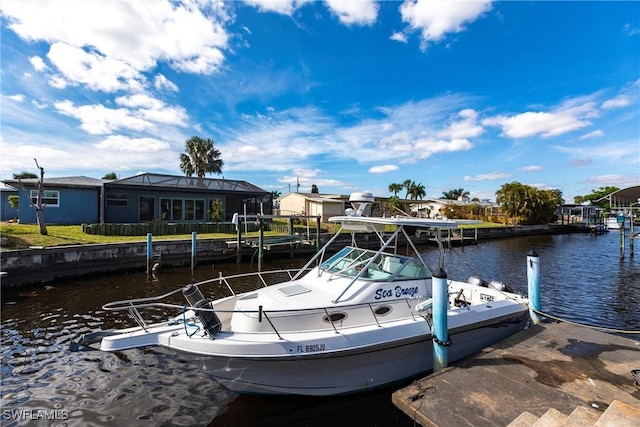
[1,0,638,202]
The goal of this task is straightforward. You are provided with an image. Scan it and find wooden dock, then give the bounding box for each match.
[392,321,640,426]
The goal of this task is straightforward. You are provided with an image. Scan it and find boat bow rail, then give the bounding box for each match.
[100,269,432,340]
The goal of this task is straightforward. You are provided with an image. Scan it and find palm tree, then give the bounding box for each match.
[403,179,414,199]
[388,183,403,196]
[179,136,223,178]
[407,182,426,200]
[442,188,470,200]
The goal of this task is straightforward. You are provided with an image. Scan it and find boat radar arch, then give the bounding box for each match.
[347,191,375,216]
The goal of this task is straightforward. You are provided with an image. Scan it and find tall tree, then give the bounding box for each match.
[311,184,319,194]
[403,179,413,199]
[407,182,426,200]
[574,186,620,207]
[496,182,563,225]
[179,136,223,178]
[388,183,404,196]
[442,188,470,200]
[12,171,37,179]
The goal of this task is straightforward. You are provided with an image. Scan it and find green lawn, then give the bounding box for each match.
[0,223,279,250]
[0,220,504,250]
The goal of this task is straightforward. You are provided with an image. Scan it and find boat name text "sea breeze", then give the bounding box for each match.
[375,286,419,300]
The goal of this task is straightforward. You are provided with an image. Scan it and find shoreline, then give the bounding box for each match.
[0,224,572,289]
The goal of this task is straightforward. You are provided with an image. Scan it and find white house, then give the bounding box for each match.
[410,197,498,219]
[277,193,348,222]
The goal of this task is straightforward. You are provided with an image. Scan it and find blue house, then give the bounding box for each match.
[1,185,19,221]
[1,176,104,224]
[2,173,272,225]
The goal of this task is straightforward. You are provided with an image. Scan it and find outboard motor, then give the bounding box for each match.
[182,284,222,339]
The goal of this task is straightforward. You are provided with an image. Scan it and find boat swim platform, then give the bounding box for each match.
[392,321,640,426]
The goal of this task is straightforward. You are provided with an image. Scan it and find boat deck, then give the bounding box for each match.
[392,321,640,426]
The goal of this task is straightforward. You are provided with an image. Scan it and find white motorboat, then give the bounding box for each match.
[85,193,530,396]
[605,212,631,230]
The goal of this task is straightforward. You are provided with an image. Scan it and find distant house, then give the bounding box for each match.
[277,193,348,222]
[277,192,395,221]
[410,197,499,219]
[2,173,271,225]
[0,185,19,221]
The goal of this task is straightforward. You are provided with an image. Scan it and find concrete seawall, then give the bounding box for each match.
[0,225,556,288]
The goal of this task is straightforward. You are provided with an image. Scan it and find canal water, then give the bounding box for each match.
[1,232,638,426]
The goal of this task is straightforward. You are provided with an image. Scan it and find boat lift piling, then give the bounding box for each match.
[257,214,264,271]
[432,268,449,372]
[527,250,541,325]
[191,232,197,272]
[146,233,153,275]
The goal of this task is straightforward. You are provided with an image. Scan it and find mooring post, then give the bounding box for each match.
[146,233,153,275]
[527,250,541,325]
[432,268,449,372]
[630,219,635,256]
[316,216,321,251]
[191,231,197,272]
[257,214,264,272]
[619,226,625,259]
[236,219,242,264]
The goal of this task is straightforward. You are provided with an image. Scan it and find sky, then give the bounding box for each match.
[1,0,639,203]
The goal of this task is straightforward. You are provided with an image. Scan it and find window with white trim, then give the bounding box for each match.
[30,190,59,207]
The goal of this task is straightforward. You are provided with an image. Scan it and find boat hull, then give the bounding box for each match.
[185,310,529,396]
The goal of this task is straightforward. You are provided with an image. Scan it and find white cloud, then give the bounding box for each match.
[519,165,542,172]
[398,0,493,50]
[94,135,170,153]
[553,140,639,162]
[47,42,142,92]
[154,74,178,92]
[55,100,156,135]
[602,95,631,109]
[243,0,310,15]
[581,174,640,189]
[438,109,484,139]
[579,130,604,140]
[464,172,512,182]
[29,56,47,72]
[390,32,408,43]
[325,0,378,26]
[369,164,399,174]
[0,0,231,81]
[7,94,25,102]
[483,102,597,139]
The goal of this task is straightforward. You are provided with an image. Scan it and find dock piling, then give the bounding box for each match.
[527,250,541,325]
[191,232,197,272]
[432,268,449,371]
[146,233,153,275]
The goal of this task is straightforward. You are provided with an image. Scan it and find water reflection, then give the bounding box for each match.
[1,232,638,426]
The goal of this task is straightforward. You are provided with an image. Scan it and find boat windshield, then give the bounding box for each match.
[320,247,431,280]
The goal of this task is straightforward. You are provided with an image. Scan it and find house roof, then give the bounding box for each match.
[2,176,105,189]
[107,173,268,193]
[595,185,640,205]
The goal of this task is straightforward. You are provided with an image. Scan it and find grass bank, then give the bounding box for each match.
[0,220,505,251]
[0,223,285,250]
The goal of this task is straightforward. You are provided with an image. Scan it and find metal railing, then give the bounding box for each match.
[102,270,428,339]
